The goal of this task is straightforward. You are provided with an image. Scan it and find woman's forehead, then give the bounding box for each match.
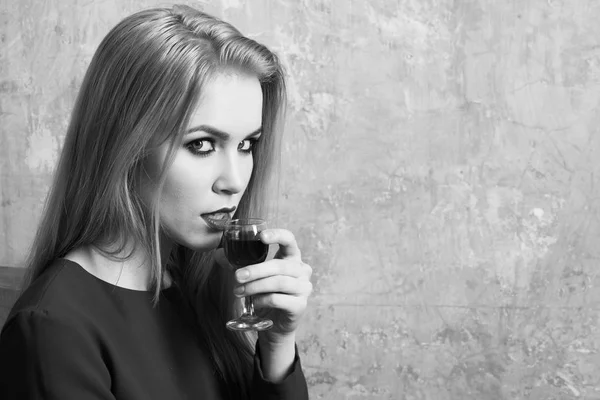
[187,73,263,140]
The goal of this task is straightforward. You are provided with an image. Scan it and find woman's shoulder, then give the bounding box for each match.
[5,259,102,328]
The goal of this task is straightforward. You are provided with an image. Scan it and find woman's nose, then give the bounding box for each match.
[212,153,247,195]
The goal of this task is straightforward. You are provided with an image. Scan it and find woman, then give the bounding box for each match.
[0,4,312,399]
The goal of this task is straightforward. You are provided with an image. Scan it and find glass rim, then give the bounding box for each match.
[225,218,267,226]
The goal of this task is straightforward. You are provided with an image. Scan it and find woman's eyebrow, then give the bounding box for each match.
[185,125,262,140]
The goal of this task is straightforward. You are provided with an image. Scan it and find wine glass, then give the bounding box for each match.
[224,218,273,331]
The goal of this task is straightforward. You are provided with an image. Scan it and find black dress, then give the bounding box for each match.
[0,259,308,399]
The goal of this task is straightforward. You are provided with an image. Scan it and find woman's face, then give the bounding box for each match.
[143,72,263,251]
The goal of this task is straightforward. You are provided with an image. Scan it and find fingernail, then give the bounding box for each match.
[233,285,245,295]
[236,269,250,282]
[261,232,271,241]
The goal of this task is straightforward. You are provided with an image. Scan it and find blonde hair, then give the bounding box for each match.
[21,5,286,397]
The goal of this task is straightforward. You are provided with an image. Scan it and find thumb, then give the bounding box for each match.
[214,248,234,272]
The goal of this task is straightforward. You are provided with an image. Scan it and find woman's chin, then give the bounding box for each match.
[178,235,222,252]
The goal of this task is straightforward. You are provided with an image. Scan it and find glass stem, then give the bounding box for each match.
[242,296,255,316]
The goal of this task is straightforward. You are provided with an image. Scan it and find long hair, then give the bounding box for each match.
[20,5,286,398]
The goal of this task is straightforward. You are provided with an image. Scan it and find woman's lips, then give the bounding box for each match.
[201,212,231,231]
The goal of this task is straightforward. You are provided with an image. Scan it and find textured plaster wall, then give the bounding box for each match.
[2,1,600,399]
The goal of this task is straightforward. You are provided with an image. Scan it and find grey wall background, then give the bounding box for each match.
[2,1,600,399]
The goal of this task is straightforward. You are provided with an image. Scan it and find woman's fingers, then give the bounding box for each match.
[234,275,313,298]
[260,229,301,259]
[251,293,308,313]
[235,258,312,284]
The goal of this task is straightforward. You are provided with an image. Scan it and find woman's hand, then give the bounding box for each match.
[214,228,313,342]
[215,228,312,381]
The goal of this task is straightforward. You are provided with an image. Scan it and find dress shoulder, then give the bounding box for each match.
[4,259,102,332]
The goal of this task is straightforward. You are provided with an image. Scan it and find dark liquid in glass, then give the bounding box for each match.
[224,237,268,269]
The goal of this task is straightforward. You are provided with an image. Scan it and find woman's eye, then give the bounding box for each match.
[238,139,257,153]
[186,139,215,156]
